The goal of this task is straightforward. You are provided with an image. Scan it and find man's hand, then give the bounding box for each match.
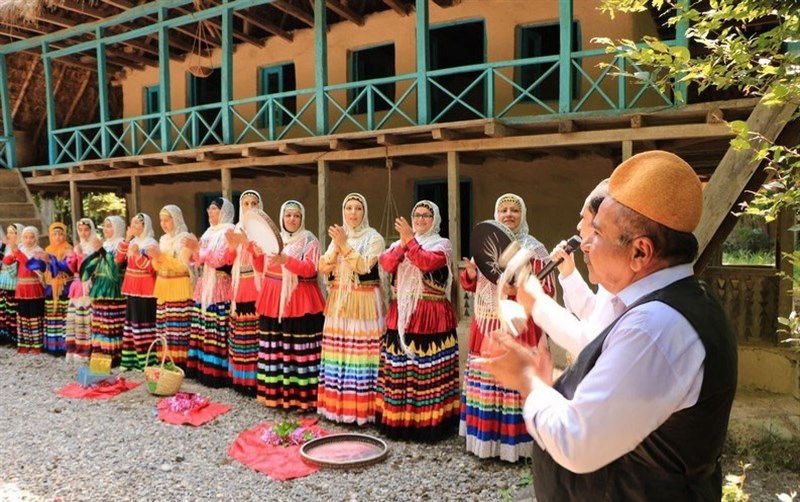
[517,275,547,318]
[476,331,553,400]
[551,240,576,277]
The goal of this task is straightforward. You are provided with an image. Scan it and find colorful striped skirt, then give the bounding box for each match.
[90,298,126,366]
[459,354,533,462]
[156,298,193,367]
[228,302,259,396]
[65,295,92,361]
[376,328,460,442]
[187,301,230,388]
[44,297,69,356]
[0,288,18,345]
[257,313,324,411]
[120,296,158,371]
[17,298,45,354]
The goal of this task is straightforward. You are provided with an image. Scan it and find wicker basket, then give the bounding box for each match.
[144,337,184,396]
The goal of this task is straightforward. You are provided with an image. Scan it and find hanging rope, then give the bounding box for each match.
[188,0,217,78]
[379,156,400,242]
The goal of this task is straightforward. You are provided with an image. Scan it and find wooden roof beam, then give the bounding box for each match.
[230,7,292,41]
[382,0,411,16]
[57,1,115,21]
[327,0,364,26]
[270,0,314,28]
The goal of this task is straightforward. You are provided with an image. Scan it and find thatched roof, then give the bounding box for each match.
[0,0,61,25]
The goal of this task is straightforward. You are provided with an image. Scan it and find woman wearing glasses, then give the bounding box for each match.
[377,200,460,441]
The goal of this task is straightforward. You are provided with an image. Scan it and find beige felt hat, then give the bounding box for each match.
[608,150,702,233]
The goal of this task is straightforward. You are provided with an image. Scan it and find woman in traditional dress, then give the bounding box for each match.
[317,193,386,425]
[117,213,158,371]
[184,197,235,387]
[377,200,460,441]
[65,218,99,361]
[459,193,555,462]
[253,200,325,410]
[149,205,195,367]
[0,223,23,346]
[225,190,263,395]
[80,216,127,365]
[3,226,46,354]
[42,222,73,356]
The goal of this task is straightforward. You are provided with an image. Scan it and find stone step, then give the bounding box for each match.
[0,170,22,187]
[0,202,36,219]
[0,186,27,203]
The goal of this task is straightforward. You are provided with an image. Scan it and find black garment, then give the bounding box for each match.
[532,277,737,502]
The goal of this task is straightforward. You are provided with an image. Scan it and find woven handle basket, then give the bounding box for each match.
[144,336,184,396]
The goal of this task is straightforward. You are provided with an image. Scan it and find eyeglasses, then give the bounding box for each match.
[412,213,433,220]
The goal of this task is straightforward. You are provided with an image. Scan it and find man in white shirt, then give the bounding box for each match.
[479,150,737,502]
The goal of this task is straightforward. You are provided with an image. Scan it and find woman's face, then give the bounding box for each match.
[51,229,65,245]
[160,212,174,234]
[207,204,221,226]
[241,195,260,214]
[343,199,364,229]
[6,227,17,241]
[77,224,92,241]
[22,231,36,248]
[497,202,521,231]
[411,206,434,235]
[131,217,144,237]
[103,220,114,239]
[283,208,302,233]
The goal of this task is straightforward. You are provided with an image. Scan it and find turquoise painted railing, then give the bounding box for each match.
[0,136,12,168]
[45,42,678,168]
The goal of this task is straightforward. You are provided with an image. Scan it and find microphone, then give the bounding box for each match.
[535,235,582,280]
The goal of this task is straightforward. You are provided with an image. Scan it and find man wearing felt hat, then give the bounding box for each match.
[479,150,737,502]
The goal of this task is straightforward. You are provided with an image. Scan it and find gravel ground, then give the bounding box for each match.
[0,346,529,502]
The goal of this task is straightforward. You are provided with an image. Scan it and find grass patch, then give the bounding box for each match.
[722,249,775,267]
[724,435,800,473]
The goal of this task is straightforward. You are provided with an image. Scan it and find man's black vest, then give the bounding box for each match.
[531,277,737,502]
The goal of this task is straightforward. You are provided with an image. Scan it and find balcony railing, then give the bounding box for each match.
[0,135,13,169]
[36,43,677,170]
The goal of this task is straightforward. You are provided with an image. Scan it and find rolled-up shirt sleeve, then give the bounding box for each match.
[522,304,705,474]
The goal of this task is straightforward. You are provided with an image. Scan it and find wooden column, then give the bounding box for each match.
[221,167,232,201]
[158,8,172,151]
[622,140,633,161]
[673,0,689,104]
[447,151,462,319]
[96,27,110,157]
[314,0,328,135]
[0,54,15,167]
[415,0,429,124]
[130,175,141,217]
[558,0,574,113]
[317,159,329,249]
[41,43,57,165]
[69,179,81,242]
[776,209,795,331]
[220,5,234,144]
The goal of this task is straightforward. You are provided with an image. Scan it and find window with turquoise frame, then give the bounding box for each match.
[349,43,395,115]
[144,85,160,135]
[516,21,581,102]
[257,63,296,128]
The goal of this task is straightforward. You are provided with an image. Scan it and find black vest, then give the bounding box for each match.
[532,277,737,502]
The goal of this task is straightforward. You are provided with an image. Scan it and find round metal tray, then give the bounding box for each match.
[300,433,389,469]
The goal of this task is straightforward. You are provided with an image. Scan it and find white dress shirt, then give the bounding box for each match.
[523,264,706,474]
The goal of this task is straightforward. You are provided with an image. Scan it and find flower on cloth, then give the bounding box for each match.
[261,420,323,447]
[164,392,209,415]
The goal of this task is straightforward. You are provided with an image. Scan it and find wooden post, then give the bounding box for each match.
[314,0,328,135]
[69,179,80,242]
[317,159,329,249]
[415,0,429,124]
[96,27,110,157]
[622,139,633,161]
[158,7,172,152]
[220,5,234,144]
[42,43,57,166]
[130,175,141,217]
[558,0,573,114]
[673,0,689,104]
[0,54,15,167]
[447,151,462,319]
[221,167,232,201]
[777,209,795,331]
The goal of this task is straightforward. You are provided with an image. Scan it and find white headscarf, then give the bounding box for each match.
[391,200,452,358]
[20,226,43,259]
[102,216,126,253]
[200,197,235,311]
[325,193,385,318]
[76,218,97,255]
[129,213,158,256]
[159,205,195,285]
[493,193,549,260]
[231,190,263,313]
[5,224,23,253]
[277,200,320,321]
